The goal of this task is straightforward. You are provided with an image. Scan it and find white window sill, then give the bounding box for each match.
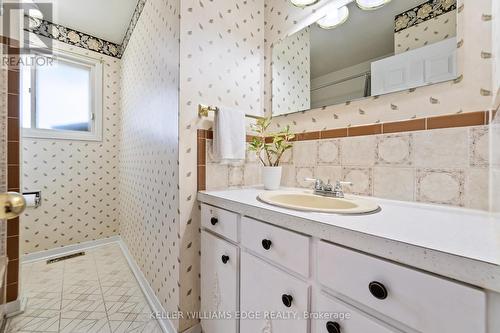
[22,128,103,142]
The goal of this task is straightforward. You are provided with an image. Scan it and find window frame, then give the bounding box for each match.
[21,50,103,142]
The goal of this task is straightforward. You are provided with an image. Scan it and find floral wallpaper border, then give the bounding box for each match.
[395,0,457,33]
[24,0,149,59]
[25,16,123,58]
[121,0,148,54]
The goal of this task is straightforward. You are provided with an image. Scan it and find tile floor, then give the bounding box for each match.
[6,243,162,333]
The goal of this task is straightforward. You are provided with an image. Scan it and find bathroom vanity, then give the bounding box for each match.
[198,188,500,333]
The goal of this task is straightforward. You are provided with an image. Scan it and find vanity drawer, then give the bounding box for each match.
[313,293,398,333]
[317,241,486,333]
[201,204,238,242]
[240,252,309,333]
[241,217,310,277]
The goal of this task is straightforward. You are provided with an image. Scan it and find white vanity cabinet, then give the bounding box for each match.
[201,231,239,333]
[200,203,490,333]
[240,252,309,333]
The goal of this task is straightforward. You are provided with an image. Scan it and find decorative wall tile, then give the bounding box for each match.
[464,168,489,210]
[469,126,489,167]
[295,167,314,188]
[342,167,373,196]
[244,164,262,186]
[281,165,296,187]
[21,40,121,255]
[376,134,413,166]
[206,164,229,190]
[413,127,468,168]
[416,169,465,206]
[229,165,245,187]
[317,140,341,165]
[341,136,376,166]
[314,166,342,185]
[293,141,317,166]
[373,167,415,201]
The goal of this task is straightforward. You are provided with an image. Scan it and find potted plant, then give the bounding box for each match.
[248,117,295,190]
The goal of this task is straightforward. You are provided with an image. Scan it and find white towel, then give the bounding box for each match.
[213,107,246,163]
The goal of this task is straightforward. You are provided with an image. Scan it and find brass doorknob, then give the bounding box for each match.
[0,192,26,220]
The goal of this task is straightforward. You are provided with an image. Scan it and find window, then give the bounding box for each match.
[21,51,103,141]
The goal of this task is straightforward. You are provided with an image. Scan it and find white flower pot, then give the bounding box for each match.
[262,166,282,190]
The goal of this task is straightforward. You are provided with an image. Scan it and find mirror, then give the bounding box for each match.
[272,0,458,116]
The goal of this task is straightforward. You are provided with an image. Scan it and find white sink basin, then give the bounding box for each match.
[258,190,380,214]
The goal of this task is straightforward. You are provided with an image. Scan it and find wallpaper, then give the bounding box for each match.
[395,10,457,54]
[265,0,493,133]
[272,27,311,115]
[21,38,121,254]
[118,0,180,331]
[179,0,265,330]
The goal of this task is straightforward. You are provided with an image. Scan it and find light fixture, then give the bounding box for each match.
[317,5,349,29]
[356,0,392,10]
[290,0,320,7]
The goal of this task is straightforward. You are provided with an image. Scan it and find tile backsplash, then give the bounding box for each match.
[202,124,490,211]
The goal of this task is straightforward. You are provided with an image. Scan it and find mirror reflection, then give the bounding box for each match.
[272,0,457,116]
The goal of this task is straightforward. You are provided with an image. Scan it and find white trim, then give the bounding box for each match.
[22,236,121,264]
[5,298,26,318]
[118,240,177,333]
[21,49,104,142]
[20,237,177,333]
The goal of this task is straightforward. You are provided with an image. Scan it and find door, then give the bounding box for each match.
[201,231,239,333]
[240,252,309,333]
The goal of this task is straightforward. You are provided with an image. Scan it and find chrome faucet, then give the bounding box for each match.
[305,178,352,198]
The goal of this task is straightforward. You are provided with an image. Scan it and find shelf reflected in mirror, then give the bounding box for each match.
[272,0,458,116]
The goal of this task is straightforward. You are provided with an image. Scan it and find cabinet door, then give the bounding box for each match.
[201,231,239,333]
[240,252,309,333]
[313,293,398,333]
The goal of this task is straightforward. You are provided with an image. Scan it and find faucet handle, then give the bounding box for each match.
[336,181,352,187]
[304,178,324,191]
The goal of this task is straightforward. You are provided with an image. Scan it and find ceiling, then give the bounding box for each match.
[32,0,139,44]
[310,0,430,79]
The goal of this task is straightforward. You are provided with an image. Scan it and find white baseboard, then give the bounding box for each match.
[182,323,202,333]
[19,236,178,333]
[117,239,177,333]
[5,297,26,317]
[22,236,121,264]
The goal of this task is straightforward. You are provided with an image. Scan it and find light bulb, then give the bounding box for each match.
[356,0,392,10]
[317,5,349,29]
[290,0,320,7]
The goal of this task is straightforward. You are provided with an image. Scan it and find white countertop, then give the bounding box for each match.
[198,187,500,292]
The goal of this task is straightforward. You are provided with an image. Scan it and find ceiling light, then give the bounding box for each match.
[290,0,320,7]
[317,5,349,29]
[356,0,392,10]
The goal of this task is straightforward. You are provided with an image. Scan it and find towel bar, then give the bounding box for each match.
[198,104,264,120]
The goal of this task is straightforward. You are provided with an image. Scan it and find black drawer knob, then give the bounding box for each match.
[326,321,341,333]
[281,294,293,307]
[369,281,388,300]
[221,255,230,264]
[262,239,272,250]
[210,217,218,226]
